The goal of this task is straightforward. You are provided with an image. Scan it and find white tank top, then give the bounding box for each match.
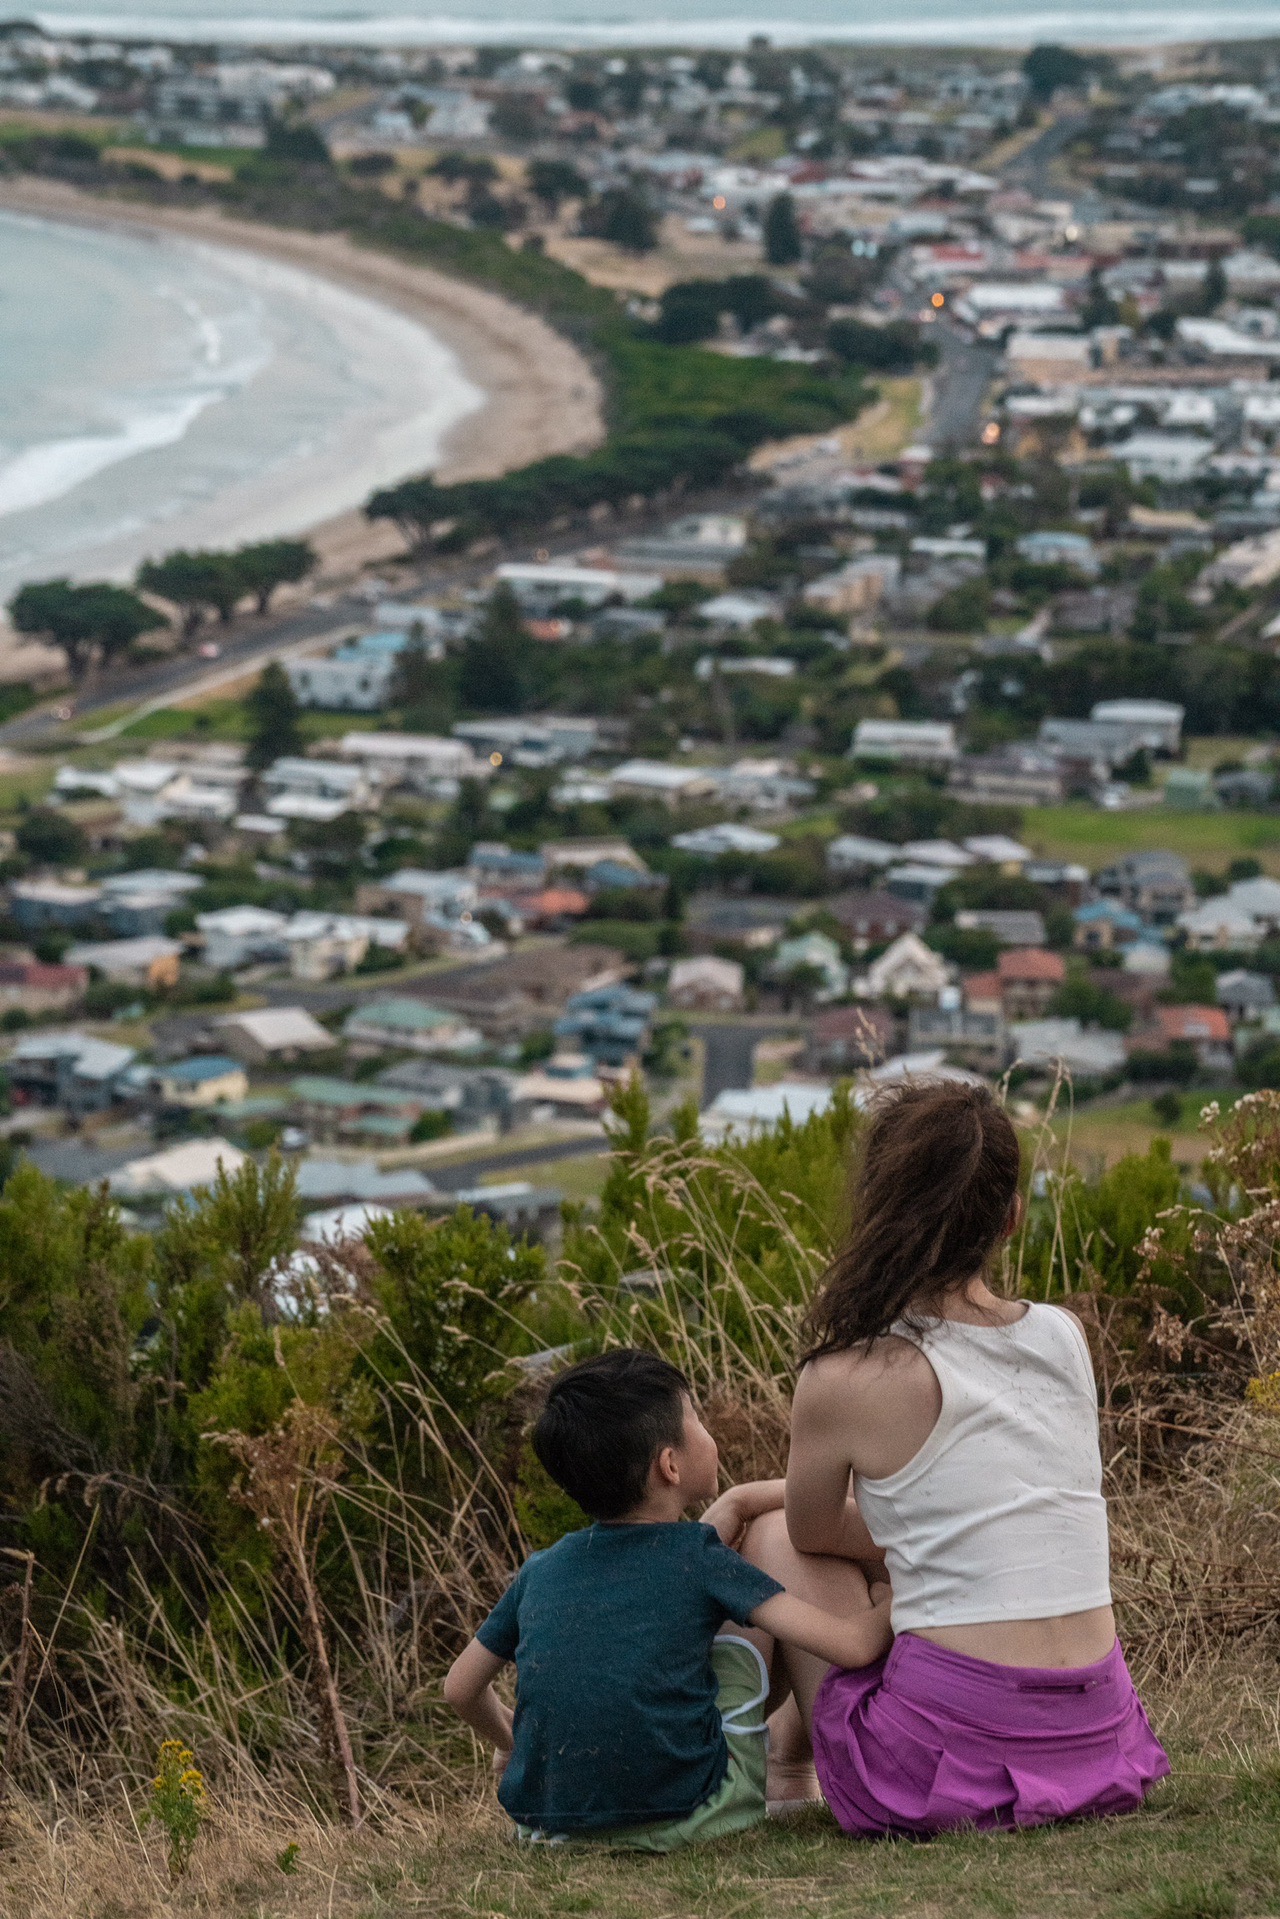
[854,1303,1112,1633]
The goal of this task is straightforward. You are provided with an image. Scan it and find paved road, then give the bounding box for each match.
[1001,111,1088,201]
[929,325,1001,454]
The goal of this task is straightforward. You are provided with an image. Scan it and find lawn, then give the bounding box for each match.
[1050,1091,1221,1172]
[10,1731,1280,1919]
[1024,804,1280,873]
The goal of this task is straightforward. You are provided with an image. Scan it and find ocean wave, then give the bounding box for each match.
[33,0,1280,44]
[0,388,228,521]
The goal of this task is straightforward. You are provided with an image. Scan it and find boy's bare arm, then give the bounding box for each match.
[750,1586,893,1672]
[701,1478,786,1547]
[443,1639,515,1754]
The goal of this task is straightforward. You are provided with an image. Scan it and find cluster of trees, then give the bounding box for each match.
[9,540,315,676]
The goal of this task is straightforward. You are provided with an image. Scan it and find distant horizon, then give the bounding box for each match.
[28,0,1280,50]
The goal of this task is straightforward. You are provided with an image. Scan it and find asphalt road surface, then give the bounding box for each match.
[930,324,1002,454]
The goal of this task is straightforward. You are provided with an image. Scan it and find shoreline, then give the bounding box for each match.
[0,175,605,590]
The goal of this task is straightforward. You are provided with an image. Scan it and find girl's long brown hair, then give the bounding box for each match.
[802,1080,1022,1357]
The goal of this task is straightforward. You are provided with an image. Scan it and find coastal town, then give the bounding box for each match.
[7,16,1280,1918]
[1,32,1280,1224]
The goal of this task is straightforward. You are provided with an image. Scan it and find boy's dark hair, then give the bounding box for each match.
[532,1349,691,1522]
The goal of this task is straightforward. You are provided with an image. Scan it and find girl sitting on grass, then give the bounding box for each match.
[723,1079,1170,1836]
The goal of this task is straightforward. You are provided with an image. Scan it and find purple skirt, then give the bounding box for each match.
[811,1632,1170,1838]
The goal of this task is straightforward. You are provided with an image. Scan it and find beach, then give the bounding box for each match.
[0,176,604,591]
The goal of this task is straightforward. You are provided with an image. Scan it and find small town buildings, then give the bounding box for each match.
[997,948,1066,1020]
[1135,1004,1232,1071]
[288,1076,426,1144]
[65,935,182,990]
[828,890,926,953]
[355,869,479,936]
[825,835,897,879]
[805,1004,896,1073]
[671,824,781,857]
[666,956,746,1011]
[859,933,950,1001]
[954,908,1046,946]
[947,748,1067,807]
[153,1055,249,1109]
[852,719,958,767]
[701,1081,836,1143]
[109,1137,247,1201]
[684,894,799,951]
[343,996,482,1054]
[1073,900,1146,952]
[0,959,87,1015]
[9,879,102,933]
[1009,1019,1127,1078]
[1177,897,1263,953]
[198,906,290,971]
[453,716,602,769]
[216,1006,334,1063]
[1216,969,1275,1022]
[428,944,628,1039]
[555,983,657,1066]
[337,732,488,792]
[509,1062,609,1121]
[9,1031,137,1112]
[1096,851,1195,925]
[908,998,1008,1072]
[769,932,849,1003]
[606,760,718,806]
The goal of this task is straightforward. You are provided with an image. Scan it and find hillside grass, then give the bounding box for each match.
[1024,804,1280,872]
[7,1718,1280,1919]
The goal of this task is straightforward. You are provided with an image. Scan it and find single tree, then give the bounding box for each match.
[526,158,585,212]
[137,550,243,633]
[763,192,802,266]
[9,578,166,676]
[245,660,303,772]
[457,585,528,714]
[233,539,316,614]
[587,185,658,253]
[263,117,331,166]
[1023,44,1090,101]
[389,633,443,716]
[15,806,87,867]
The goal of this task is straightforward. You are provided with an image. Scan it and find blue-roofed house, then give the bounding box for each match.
[153,1055,249,1110]
[1073,899,1146,953]
[555,984,658,1067]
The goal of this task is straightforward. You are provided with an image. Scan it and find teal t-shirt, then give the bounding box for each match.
[476,1520,783,1833]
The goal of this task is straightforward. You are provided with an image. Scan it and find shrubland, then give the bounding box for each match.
[0,1081,1278,1917]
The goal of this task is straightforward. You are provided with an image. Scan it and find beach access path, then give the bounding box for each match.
[0,175,605,491]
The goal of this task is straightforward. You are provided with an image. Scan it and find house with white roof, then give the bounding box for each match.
[196,906,290,971]
[701,1081,836,1142]
[607,761,717,805]
[858,933,950,1002]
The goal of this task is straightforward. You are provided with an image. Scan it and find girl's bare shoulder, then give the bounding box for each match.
[799,1335,934,1403]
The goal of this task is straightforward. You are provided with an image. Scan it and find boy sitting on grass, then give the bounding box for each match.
[444,1348,891,1850]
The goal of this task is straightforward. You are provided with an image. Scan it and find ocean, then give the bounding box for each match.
[30,0,1280,46]
[0,211,481,598]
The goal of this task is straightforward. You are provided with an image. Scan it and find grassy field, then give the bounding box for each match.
[9,1723,1280,1919]
[1050,1091,1219,1172]
[1024,805,1280,873]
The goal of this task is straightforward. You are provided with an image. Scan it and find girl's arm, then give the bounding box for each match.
[751,1585,893,1672]
[443,1639,514,1755]
[785,1362,879,1560]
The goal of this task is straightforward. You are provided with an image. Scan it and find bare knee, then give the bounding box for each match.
[739,1507,792,1579]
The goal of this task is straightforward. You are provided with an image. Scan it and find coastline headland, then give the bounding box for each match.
[0,173,605,583]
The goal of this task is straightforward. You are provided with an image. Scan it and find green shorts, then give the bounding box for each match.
[516,1636,770,1854]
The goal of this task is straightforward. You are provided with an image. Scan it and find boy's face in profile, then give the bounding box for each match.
[664,1395,720,1509]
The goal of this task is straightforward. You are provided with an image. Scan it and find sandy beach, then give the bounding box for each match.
[0,175,605,588]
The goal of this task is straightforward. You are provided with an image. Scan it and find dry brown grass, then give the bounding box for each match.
[5,1096,1280,1917]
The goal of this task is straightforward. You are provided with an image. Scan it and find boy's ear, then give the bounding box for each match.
[652,1443,682,1490]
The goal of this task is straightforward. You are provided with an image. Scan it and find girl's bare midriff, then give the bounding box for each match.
[911,1604,1117,1670]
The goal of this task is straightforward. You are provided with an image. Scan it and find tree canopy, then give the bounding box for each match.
[8,578,165,674]
[764,192,802,266]
[246,660,303,771]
